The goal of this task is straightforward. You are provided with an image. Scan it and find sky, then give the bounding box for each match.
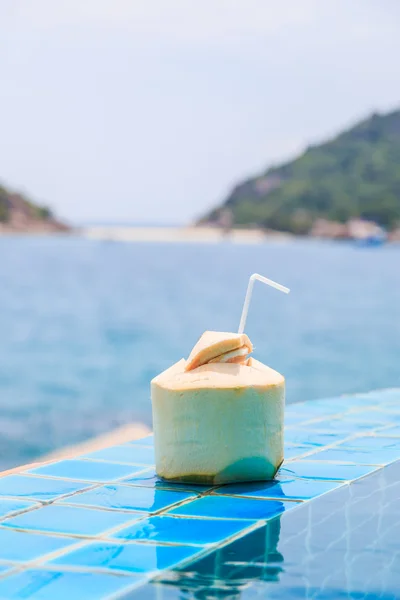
[1,1,400,225]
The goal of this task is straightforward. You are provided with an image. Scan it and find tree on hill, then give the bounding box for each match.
[201,109,400,233]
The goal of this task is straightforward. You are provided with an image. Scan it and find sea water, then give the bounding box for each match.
[0,236,399,470]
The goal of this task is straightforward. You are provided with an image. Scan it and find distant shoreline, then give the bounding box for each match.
[80,225,293,244]
[0,225,399,244]
[0,225,292,244]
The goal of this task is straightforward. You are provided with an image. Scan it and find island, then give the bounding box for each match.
[199,109,400,241]
[0,183,69,234]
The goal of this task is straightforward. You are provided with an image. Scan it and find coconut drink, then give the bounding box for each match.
[151,274,290,485]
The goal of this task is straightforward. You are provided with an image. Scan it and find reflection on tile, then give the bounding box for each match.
[157,520,284,595]
[113,515,253,545]
[0,498,38,520]
[81,445,155,466]
[0,569,139,600]
[0,528,77,562]
[214,478,344,501]
[308,446,400,465]
[51,541,202,574]
[122,468,213,493]
[279,460,377,481]
[3,504,142,537]
[154,462,400,599]
[268,462,400,593]
[0,475,92,502]
[60,484,196,513]
[168,496,295,520]
[28,460,146,482]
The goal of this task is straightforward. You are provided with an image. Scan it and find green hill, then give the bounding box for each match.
[0,182,68,232]
[202,109,400,234]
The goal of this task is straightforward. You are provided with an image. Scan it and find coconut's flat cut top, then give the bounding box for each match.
[185,331,253,371]
[152,358,284,391]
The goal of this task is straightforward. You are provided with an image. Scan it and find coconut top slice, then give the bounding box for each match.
[152,357,284,391]
[185,331,253,372]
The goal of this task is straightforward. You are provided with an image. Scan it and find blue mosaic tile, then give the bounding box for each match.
[375,425,400,437]
[122,468,214,493]
[290,397,351,411]
[60,484,196,513]
[285,403,324,415]
[304,394,383,409]
[284,429,355,446]
[112,515,253,545]
[380,400,400,410]
[0,498,38,520]
[0,528,77,562]
[279,460,377,481]
[307,446,400,465]
[381,410,400,419]
[283,445,310,459]
[28,459,146,482]
[372,388,400,400]
[294,417,383,433]
[0,564,11,575]
[0,475,93,502]
[2,504,142,537]
[383,401,400,410]
[341,410,398,425]
[0,569,139,600]
[81,444,155,466]
[284,413,316,425]
[167,496,295,520]
[214,478,344,501]
[51,541,202,574]
[340,435,400,449]
[129,434,154,446]
[376,425,400,437]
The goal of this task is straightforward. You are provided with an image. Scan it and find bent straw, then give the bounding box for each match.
[238,273,290,334]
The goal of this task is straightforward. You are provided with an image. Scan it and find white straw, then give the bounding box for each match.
[238,273,290,334]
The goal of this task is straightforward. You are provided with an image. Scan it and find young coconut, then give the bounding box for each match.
[151,274,290,485]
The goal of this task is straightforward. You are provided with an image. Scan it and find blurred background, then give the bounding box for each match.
[1,1,400,471]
